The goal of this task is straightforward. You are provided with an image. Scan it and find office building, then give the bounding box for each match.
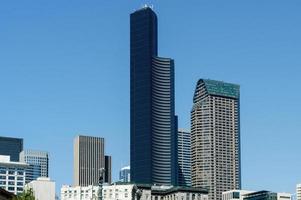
[25,177,55,200]
[104,155,112,184]
[61,183,208,200]
[130,5,177,185]
[177,129,191,187]
[0,155,28,195]
[119,166,130,183]
[297,184,301,200]
[0,136,23,162]
[19,150,49,183]
[222,190,254,200]
[73,135,105,186]
[191,79,241,200]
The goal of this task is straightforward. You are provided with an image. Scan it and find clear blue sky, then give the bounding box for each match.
[0,0,300,194]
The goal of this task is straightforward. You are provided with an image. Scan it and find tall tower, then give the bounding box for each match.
[73,135,105,186]
[191,79,241,200]
[177,129,191,187]
[130,6,177,185]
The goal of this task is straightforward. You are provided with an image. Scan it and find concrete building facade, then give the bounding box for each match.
[191,79,241,200]
[25,177,55,200]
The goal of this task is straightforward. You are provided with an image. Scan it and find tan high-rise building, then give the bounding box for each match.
[73,135,105,186]
[191,79,241,200]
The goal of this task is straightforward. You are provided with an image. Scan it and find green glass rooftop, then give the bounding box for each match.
[202,79,240,99]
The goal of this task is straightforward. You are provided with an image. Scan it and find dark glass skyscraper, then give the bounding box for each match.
[130,6,177,185]
[0,136,23,162]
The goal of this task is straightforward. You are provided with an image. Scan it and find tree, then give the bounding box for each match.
[13,189,35,200]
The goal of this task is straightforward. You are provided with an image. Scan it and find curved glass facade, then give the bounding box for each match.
[130,7,177,185]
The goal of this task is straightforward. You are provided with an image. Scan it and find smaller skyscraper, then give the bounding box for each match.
[297,184,301,200]
[191,79,240,200]
[104,155,112,184]
[119,166,130,183]
[0,136,23,162]
[177,129,191,187]
[19,150,49,183]
[74,135,105,186]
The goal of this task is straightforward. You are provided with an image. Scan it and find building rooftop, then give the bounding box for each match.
[0,155,28,167]
[203,79,239,99]
[121,166,130,170]
[194,79,240,101]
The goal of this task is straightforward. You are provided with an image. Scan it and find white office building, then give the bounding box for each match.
[223,190,255,200]
[297,184,301,200]
[61,183,208,200]
[25,177,55,200]
[0,155,28,194]
[61,185,100,200]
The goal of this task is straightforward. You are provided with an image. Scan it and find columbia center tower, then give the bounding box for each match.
[130,6,177,185]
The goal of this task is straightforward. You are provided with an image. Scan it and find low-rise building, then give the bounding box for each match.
[61,183,208,200]
[0,155,28,195]
[222,190,254,200]
[61,185,100,200]
[222,190,291,200]
[25,177,55,200]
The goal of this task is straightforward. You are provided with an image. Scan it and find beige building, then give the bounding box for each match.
[191,79,240,200]
[25,177,55,200]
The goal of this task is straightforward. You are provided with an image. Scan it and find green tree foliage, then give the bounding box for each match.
[13,189,35,200]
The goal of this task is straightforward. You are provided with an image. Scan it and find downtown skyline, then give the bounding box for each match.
[0,0,300,195]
